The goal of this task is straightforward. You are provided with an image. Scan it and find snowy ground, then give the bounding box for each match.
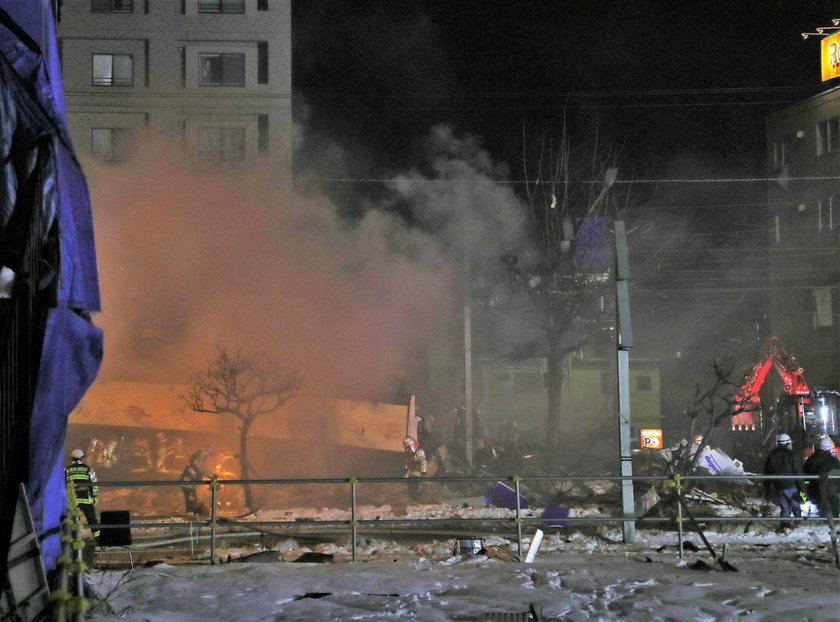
[84,518,840,621]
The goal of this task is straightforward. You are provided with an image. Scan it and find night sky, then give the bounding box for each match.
[293,0,834,176]
[292,1,840,408]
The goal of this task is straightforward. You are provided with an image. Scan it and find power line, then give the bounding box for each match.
[305,85,815,100]
[315,174,840,185]
[634,284,840,294]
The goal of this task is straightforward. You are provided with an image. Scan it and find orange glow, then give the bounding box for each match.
[83,131,454,401]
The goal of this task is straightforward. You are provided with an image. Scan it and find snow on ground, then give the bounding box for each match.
[85,517,840,621]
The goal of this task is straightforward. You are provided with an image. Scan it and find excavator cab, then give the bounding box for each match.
[776,390,840,450]
[731,338,839,459]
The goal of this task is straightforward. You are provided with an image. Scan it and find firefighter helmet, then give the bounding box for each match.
[819,436,834,450]
[70,448,85,460]
[403,436,419,452]
[776,433,792,446]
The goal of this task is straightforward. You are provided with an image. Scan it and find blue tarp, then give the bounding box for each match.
[0,1,102,570]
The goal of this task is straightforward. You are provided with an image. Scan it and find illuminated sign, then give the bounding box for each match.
[639,428,663,450]
[821,31,840,82]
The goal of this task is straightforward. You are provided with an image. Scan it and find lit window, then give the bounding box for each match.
[199,127,245,161]
[813,286,833,329]
[198,0,244,14]
[198,53,245,86]
[818,116,840,155]
[91,0,133,12]
[91,128,131,161]
[92,54,133,86]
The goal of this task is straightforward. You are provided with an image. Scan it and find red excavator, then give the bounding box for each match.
[730,337,840,454]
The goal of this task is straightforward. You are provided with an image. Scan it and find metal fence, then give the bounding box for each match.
[85,472,838,565]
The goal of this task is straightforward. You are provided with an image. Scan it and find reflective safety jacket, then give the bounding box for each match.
[65,460,98,504]
[404,447,428,477]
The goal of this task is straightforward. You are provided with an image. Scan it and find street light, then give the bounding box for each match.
[801,24,840,39]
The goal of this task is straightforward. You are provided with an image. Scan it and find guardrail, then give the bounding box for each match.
[84,473,837,565]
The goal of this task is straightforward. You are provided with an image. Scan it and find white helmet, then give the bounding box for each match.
[776,433,792,445]
[819,436,835,450]
[70,448,85,460]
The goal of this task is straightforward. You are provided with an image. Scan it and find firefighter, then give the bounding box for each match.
[180,446,213,515]
[403,435,427,501]
[65,448,100,540]
[803,436,840,518]
[763,433,805,529]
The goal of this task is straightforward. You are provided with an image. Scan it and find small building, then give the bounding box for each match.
[471,356,662,448]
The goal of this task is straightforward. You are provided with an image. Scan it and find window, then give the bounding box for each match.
[257,41,268,84]
[635,375,652,392]
[257,114,268,154]
[91,128,131,161]
[92,0,133,12]
[199,127,245,161]
[198,53,245,86]
[258,0,268,9]
[198,0,244,13]
[813,286,833,328]
[513,372,542,394]
[92,54,133,86]
[772,135,790,168]
[818,116,840,155]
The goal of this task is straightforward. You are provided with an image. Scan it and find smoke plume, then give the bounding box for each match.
[84,126,524,403]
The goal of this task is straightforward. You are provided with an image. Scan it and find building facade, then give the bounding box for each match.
[56,0,292,169]
[766,87,840,390]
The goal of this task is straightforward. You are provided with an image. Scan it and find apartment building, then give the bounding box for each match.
[765,86,840,388]
[56,0,291,169]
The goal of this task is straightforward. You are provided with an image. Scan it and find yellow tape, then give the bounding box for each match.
[50,588,71,603]
[67,596,90,614]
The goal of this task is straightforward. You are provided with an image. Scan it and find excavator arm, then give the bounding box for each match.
[731,337,810,428]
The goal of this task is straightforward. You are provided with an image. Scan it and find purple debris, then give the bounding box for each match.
[485,482,530,510]
[542,506,569,528]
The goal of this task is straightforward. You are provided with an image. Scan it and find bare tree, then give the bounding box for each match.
[502,125,627,450]
[673,357,752,475]
[180,343,304,510]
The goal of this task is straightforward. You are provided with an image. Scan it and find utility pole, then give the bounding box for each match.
[464,304,474,469]
[614,220,635,543]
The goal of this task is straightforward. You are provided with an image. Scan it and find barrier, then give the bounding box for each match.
[84,473,837,565]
